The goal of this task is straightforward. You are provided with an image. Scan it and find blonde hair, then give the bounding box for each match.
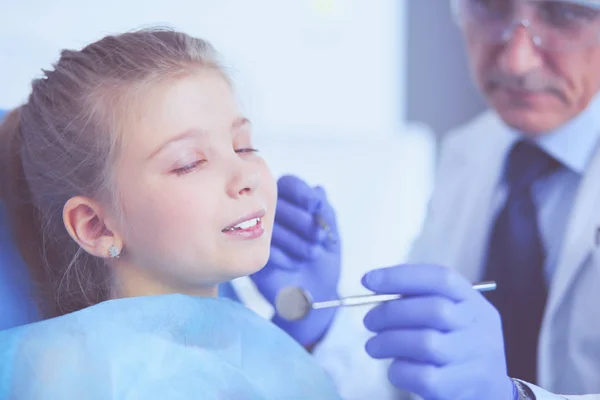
[0,28,225,318]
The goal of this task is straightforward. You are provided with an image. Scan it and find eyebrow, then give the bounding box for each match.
[148,117,251,160]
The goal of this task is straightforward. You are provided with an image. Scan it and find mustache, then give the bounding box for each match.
[486,70,567,103]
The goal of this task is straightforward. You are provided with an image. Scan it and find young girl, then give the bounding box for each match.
[0,28,341,399]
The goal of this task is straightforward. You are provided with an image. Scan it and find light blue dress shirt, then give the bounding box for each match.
[490,94,600,284]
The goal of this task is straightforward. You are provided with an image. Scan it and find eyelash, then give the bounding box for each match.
[236,147,259,154]
[174,160,204,176]
[173,148,259,176]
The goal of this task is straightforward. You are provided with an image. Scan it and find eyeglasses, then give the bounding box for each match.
[451,0,600,52]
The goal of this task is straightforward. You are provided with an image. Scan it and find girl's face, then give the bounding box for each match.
[112,69,277,296]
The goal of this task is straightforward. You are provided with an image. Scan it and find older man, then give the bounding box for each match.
[252,0,600,399]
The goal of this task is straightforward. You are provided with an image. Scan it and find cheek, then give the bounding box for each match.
[564,51,600,104]
[117,177,218,256]
[260,166,277,209]
[120,187,180,246]
[256,164,277,229]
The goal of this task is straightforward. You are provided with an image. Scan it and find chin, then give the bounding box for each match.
[225,248,271,279]
[496,107,565,136]
[489,92,570,135]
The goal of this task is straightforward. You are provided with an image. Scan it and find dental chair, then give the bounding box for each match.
[0,109,39,330]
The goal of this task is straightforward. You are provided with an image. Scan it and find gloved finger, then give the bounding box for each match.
[389,359,481,400]
[363,296,474,333]
[387,359,447,400]
[277,175,321,212]
[313,186,340,252]
[313,213,338,251]
[274,198,320,242]
[271,224,318,261]
[362,264,474,302]
[366,329,465,366]
[264,245,298,271]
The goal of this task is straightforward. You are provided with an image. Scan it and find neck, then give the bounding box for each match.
[110,262,219,299]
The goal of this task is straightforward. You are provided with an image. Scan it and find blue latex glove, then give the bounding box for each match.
[362,264,517,400]
[251,175,341,346]
[218,282,240,302]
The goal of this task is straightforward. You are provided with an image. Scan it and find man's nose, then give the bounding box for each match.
[497,23,544,76]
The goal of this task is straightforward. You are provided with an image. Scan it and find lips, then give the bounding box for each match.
[222,210,266,232]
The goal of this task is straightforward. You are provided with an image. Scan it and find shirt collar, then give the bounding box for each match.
[506,92,600,175]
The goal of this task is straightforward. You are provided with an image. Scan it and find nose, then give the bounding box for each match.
[226,157,261,198]
[497,22,543,75]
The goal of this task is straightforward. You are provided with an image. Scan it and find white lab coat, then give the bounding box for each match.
[315,110,600,400]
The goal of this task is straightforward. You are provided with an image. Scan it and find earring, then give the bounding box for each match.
[108,245,121,259]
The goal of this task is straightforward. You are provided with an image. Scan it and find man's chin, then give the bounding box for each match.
[494,107,565,137]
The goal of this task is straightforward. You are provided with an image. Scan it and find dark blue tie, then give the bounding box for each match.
[483,140,561,384]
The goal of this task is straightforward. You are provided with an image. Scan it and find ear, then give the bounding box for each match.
[63,196,123,259]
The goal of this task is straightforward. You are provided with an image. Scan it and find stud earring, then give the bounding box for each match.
[108,245,121,259]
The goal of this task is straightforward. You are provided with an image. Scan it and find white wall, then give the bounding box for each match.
[405,1,487,136]
[1,0,406,140]
[0,0,436,317]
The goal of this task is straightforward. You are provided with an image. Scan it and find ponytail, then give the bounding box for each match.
[0,108,23,199]
[0,108,52,317]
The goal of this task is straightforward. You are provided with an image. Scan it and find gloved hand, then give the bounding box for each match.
[251,175,341,347]
[362,264,517,400]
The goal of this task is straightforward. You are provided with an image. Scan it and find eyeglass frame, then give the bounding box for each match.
[450,0,600,52]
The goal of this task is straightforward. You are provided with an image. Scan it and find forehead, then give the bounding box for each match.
[462,0,600,50]
[491,0,600,6]
[145,70,236,133]
[459,0,600,19]
[545,0,600,5]
[122,70,238,152]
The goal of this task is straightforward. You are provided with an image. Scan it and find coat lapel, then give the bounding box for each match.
[545,140,600,318]
[446,112,516,282]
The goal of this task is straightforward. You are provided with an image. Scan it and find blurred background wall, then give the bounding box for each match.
[0,0,487,314]
[405,0,487,137]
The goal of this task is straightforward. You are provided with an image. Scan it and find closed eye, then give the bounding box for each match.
[173,160,205,176]
[235,148,259,154]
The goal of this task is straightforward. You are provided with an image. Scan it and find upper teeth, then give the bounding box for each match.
[231,218,260,230]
